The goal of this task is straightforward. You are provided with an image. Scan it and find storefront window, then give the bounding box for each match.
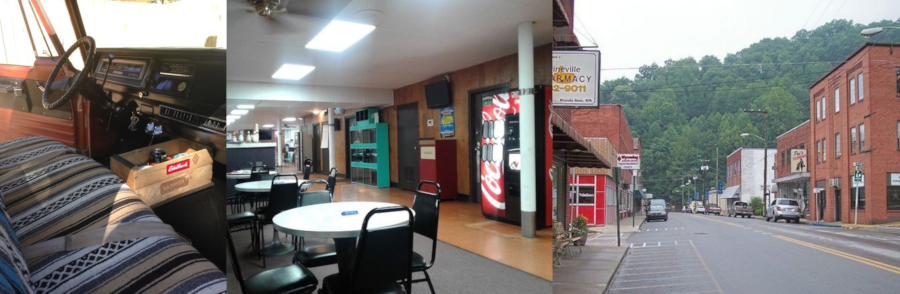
[576,186,595,204]
[889,186,900,211]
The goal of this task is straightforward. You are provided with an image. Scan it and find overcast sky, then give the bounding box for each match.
[574,0,900,83]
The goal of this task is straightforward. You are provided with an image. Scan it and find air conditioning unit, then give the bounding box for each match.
[829,178,841,188]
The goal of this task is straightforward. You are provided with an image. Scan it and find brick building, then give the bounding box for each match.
[555,105,642,225]
[772,120,811,213]
[808,42,900,224]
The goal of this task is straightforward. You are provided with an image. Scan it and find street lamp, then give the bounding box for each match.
[860,27,900,38]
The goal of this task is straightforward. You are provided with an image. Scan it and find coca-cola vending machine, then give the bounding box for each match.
[480,86,550,228]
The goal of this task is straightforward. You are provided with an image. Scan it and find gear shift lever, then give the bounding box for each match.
[100,54,114,91]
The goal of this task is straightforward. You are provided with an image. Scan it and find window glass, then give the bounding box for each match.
[777,200,799,206]
[0,0,52,66]
[576,186,594,204]
[834,88,840,113]
[815,99,821,121]
[835,133,840,157]
[849,78,856,105]
[823,138,826,161]
[851,127,857,153]
[896,67,899,96]
[859,124,865,151]
[76,0,227,48]
[850,187,866,210]
[858,72,864,100]
[42,0,84,70]
[888,185,900,211]
[822,97,826,120]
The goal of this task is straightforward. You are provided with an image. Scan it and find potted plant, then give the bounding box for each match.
[571,214,589,246]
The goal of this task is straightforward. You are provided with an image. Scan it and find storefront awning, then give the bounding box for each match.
[773,172,810,184]
[721,185,740,199]
[550,107,612,169]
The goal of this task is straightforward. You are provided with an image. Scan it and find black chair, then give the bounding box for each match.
[302,158,312,180]
[258,174,299,267]
[292,180,337,268]
[326,167,338,196]
[410,181,441,293]
[229,162,256,213]
[321,206,414,294]
[227,224,318,294]
[227,211,260,256]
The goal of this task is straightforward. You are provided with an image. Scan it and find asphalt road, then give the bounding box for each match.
[606,212,900,294]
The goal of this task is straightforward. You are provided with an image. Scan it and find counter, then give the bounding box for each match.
[226,142,276,195]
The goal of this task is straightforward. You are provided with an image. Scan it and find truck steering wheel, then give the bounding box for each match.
[42,36,98,110]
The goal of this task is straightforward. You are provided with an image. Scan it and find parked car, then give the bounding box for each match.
[646,201,668,222]
[695,205,706,214]
[729,201,753,218]
[682,206,689,213]
[766,198,802,223]
[706,204,721,216]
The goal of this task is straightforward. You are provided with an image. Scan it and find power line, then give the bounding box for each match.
[601,60,900,94]
[801,0,824,31]
[812,0,835,30]
[600,60,847,71]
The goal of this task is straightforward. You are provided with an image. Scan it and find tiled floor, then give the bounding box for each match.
[276,169,552,280]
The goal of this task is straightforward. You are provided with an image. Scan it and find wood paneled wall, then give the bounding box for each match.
[385,44,552,195]
[309,113,347,175]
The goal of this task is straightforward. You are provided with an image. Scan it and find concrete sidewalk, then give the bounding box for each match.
[552,213,645,294]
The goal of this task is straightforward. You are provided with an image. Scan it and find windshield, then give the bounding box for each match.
[649,205,665,211]
[75,0,226,48]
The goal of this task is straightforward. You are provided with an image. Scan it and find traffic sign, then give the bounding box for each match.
[854,170,863,182]
[717,181,724,194]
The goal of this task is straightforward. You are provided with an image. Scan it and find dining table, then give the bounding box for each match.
[272,201,414,280]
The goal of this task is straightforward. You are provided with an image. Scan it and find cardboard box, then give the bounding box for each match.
[111,138,214,208]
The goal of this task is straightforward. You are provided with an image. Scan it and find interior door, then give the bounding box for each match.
[397,103,418,190]
[0,0,85,150]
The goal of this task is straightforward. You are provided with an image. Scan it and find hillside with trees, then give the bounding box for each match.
[601,19,900,206]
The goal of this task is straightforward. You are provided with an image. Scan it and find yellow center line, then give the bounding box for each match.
[772,234,900,276]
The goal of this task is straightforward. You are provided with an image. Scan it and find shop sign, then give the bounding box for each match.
[440,106,455,137]
[790,149,807,173]
[617,154,640,170]
[552,51,600,107]
[890,173,900,186]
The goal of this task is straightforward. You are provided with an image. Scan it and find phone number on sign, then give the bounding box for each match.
[552,85,588,93]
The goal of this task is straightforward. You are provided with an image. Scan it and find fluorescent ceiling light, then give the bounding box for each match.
[305,20,376,52]
[227,115,241,120]
[227,118,235,123]
[312,109,320,114]
[237,105,256,109]
[272,64,315,80]
[231,109,249,115]
[262,124,275,128]
[283,117,297,122]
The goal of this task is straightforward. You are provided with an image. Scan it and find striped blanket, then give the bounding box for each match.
[0,136,74,179]
[0,137,225,293]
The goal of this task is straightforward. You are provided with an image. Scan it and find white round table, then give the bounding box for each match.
[273,202,414,280]
[234,179,310,193]
[226,170,277,180]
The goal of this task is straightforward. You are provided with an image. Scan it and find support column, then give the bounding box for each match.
[518,21,536,238]
[276,115,284,167]
[328,108,336,173]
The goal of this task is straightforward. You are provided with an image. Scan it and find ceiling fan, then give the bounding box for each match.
[246,0,290,18]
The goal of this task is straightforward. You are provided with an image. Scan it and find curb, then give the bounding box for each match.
[811,222,843,228]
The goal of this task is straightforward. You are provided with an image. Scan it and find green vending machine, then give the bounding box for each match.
[349,108,389,188]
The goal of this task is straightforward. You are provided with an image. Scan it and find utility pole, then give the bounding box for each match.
[615,167,621,247]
